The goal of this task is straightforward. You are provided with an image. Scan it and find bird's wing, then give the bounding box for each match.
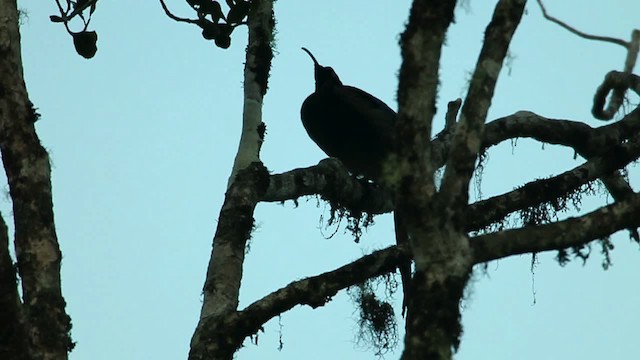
[338,86,397,117]
[333,86,397,147]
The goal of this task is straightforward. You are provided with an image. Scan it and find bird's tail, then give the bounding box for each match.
[394,210,412,317]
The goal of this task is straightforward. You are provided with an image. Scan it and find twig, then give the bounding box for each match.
[158,0,199,24]
[536,0,629,48]
[537,1,640,121]
[445,98,462,129]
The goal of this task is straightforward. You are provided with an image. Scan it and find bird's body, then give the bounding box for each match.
[301,85,396,180]
[300,48,411,315]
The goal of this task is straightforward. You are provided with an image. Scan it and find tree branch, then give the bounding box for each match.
[158,0,200,24]
[262,158,394,214]
[536,1,640,121]
[536,0,629,48]
[189,1,275,358]
[211,245,408,350]
[440,0,526,213]
[395,0,457,200]
[217,124,640,348]
[432,95,639,170]
[266,106,640,230]
[472,193,640,263]
[592,71,640,120]
[0,0,73,357]
[467,134,640,231]
[0,213,30,359]
[214,177,640,350]
[444,98,462,130]
[434,108,640,207]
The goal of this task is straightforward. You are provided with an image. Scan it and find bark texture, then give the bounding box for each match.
[189,1,274,359]
[0,213,30,360]
[0,1,72,359]
[398,1,526,358]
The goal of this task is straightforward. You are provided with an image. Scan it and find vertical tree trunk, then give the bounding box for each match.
[0,214,30,359]
[0,0,73,359]
[402,226,472,359]
[399,1,526,358]
[189,1,274,359]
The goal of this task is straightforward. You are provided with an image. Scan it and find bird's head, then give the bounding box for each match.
[301,47,342,91]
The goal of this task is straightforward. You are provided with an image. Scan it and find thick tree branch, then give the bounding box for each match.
[227,1,273,186]
[0,213,30,360]
[440,0,526,213]
[396,1,473,358]
[263,128,640,240]
[396,0,457,194]
[235,192,640,338]
[265,108,640,232]
[478,108,640,159]
[189,1,274,359]
[434,108,639,201]
[202,245,408,351]
[0,1,73,358]
[221,113,640,350]
[262,158,394,214]
[467,134,640,231]
[472,193,640,263]
[480,109,640,205]
[189,163,269,360]
[592,71,640,120]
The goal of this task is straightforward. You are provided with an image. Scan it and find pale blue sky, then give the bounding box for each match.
[8,1,640,359]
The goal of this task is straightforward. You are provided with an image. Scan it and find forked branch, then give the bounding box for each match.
[473,193,640,263]
[537,0,640,120]
[440,0,526,210]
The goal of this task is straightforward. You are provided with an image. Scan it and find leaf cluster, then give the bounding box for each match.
[49,0,99,58]
[186,0,251,49]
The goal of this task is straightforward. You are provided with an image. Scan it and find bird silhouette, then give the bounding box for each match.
[300,47,396,181]
[300,47,412,315]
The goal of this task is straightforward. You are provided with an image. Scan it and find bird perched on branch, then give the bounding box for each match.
[300,47,396,181]
[300,47,412,315]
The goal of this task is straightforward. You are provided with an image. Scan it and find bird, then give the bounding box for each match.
[300,47,412,316]
[300,47,396,181]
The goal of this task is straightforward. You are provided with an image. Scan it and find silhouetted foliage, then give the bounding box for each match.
[50,0,99,58]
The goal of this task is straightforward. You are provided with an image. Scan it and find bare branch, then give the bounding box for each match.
[200,189,640,350]
[440,0,526,211]
[226,123,640,344]
[217,245,408,348]
[444,98,462,130]
[536,1,640,120]
[536,0,629,48]
[477,110,640,210]
[593,71,640,120]
[472,193,640,263]
[467,134,640,231]
[624,30,640,72]
[159,0,200,24]
[433,109,640,206]
[262,158,394,214]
